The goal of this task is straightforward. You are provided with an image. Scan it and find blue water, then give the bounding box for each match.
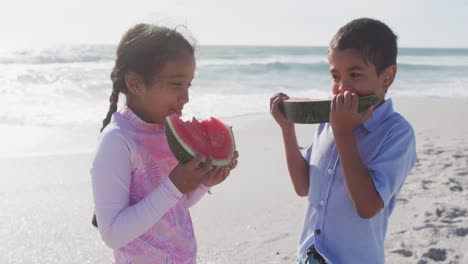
[1,45,467,127]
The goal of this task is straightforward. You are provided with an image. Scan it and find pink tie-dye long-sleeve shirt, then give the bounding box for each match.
[91,106,209,264]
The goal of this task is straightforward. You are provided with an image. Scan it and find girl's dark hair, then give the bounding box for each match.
[100,23,195,133]
[92,24,195,228]
[328,18,398,75]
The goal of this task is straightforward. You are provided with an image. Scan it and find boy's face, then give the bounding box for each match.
[328,48,394,98]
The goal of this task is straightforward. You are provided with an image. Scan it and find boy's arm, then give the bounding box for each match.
[271,93,309,197]
[334,134,383,218]
[330,92,383,219]
[281,126,310,197]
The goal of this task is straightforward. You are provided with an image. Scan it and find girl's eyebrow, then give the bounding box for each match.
[165,74,194,79]
[168,74,187,78]
[155,74,194,82]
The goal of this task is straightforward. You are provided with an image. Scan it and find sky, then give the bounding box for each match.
[1,0,468,48]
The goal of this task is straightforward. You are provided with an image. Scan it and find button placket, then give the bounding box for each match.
[316,144,339,240]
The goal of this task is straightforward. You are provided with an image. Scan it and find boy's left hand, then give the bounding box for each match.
[201,151,239,187]
[330,92,374,137]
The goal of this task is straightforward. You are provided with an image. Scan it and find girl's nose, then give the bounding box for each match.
[179,89,189,104]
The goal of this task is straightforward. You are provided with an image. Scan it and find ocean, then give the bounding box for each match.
[1,45,467,156]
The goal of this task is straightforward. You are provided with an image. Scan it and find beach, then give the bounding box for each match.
[2,96,467,264]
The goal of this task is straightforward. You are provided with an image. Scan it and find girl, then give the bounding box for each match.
[91,23,239,264]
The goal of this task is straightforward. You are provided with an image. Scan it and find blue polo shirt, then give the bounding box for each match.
[297,99,416,264]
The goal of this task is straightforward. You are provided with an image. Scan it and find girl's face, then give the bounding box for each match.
[328,48,394,98]
[133,51,196,124]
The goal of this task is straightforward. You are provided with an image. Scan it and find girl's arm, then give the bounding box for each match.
[92,132,183,249]
[185,151,239,207]
[185,185,210,208]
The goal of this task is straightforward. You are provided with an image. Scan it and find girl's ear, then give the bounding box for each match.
[125,72,144,95]
[382,64,397,92]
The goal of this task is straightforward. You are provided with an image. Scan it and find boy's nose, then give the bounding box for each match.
[337,81,353,93]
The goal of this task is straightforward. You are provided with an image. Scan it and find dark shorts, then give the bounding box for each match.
[297,245,329,264]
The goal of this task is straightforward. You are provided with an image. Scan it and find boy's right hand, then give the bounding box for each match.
[270,92,293,130]
[169,154,219,194]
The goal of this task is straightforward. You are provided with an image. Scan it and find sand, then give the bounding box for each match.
[2,97,467,264]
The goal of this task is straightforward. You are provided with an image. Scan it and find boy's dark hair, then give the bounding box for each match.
[92,24,195,228]
[329,18,398,75]
[101,23,195,133]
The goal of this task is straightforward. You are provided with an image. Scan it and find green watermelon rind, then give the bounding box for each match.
[280,95,380,124]
[165,118,236,168]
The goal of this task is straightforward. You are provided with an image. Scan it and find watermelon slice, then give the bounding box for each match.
[165,115,236,167]
[280,95,380,124]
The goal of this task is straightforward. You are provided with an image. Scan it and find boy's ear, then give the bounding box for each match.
[125,72,144,95]
[382,65,397,92]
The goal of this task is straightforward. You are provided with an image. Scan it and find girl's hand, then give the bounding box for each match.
[202,151,239,187]
[330,91,374,138]
[270,93,293,131]
[169,154,214,194]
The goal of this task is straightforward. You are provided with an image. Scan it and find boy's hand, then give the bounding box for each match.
[330,91,374,137]
[270,92,293,131]
[169,154,214,194]
[202,151,239,187]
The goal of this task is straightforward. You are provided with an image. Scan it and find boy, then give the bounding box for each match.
[270,18,416,263]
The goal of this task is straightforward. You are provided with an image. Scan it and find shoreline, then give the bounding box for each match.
[1,95,466,159]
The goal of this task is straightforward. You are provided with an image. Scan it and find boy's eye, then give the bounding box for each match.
[350,73,362,78]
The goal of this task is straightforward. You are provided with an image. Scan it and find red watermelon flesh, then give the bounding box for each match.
[204,117,234,160]
[165,115,236,167]
[170,116,212,157]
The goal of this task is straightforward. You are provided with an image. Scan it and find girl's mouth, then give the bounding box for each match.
[169,108,183,116]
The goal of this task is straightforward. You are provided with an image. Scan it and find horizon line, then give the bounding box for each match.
[2,42,468,50]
